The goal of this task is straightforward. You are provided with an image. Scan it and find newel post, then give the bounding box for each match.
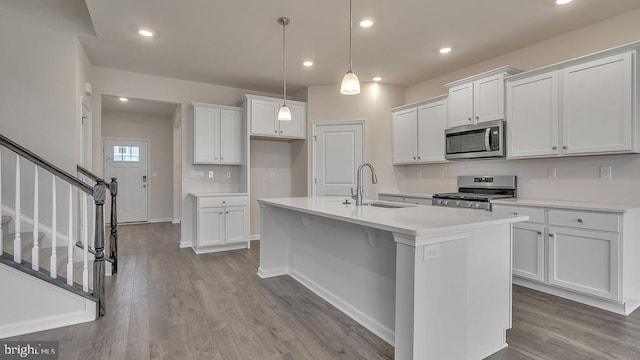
[109,177,118,274]
[93,180,107,317]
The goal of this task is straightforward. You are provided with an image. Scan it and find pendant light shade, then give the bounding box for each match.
[340,0,360,95]
[277,17,292,121]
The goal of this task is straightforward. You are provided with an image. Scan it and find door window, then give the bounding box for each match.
[113,146,140,162]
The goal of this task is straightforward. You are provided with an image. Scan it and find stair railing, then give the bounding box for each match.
[77,165,118,274]
[0,133,108,316]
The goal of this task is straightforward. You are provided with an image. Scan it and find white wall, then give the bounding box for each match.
[101,110,174,221]
[299,83,407,200]
[89,66,282,245]
[398,7,640,205]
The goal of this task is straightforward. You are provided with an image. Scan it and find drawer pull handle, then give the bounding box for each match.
[577,218,583,223]
[222,201,226,204]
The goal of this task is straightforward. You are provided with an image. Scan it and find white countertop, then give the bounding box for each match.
[492,198,640,213]
[257,196,528,237]
[378,192,434,199]
[189,192,248,197]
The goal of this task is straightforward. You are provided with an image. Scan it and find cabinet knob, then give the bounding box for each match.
[413,156,416,160]
[563,145,568,150]
[219,212,223,215]
[552,146,557,150]
[549,233,555,237]
[468,117,472,121]
[222,201,226,204]
[417,156,421,160]
[475,116,479,120]
[512,211,518,216]
[280,130,283,134]
[536,231,542,235]
[577,218,583,223]
[226,212,229,214]
[275,130,278,133]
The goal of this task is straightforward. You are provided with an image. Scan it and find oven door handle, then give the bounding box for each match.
[485,128,491,151]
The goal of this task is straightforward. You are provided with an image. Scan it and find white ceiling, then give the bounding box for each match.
[101,95,178,117]
[78,0,640,94]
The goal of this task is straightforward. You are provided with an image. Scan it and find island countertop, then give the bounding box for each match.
[258,196,528,238]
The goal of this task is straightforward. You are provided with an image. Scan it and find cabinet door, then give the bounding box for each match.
[474,74,505,123]
[561,52,633,155]
[224,206,247,244]
[249,99,278,136]
[391,108,418,164]
[512,223,545,282]
[447,83,474,128]
[417,100,447,162]
[548,226,620,300]
[198,208,224,247]
[193,106,219,163]
[506,72,559,158]
[279,103,306,138]
[220,109,243,164]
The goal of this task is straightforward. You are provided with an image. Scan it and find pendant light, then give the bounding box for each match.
[340,0,360,95]
[277,17,292,121]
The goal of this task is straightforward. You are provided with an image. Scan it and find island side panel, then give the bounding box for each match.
[258,204,291,278]
[394,224,512,360]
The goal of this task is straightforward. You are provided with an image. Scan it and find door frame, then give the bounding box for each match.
[103,136,151,223]
[311,120,367,197]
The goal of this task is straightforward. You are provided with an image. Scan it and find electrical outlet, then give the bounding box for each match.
[226,171,231,178]
[208,171,214,179]
[270,170,276,178]
[417,170,422,178]
[547,168,556,179]
[424,244,441,261]
[439,169,445,179]
[600,166,612,179]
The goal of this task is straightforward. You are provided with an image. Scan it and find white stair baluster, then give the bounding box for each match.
[14,155,21,263]
[82,192,89,292]
[0,147,3,255]
[67,184,73,285]
[50,174,57,278]
[32,166,39,270]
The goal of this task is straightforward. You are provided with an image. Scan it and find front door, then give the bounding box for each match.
[313,121,365,196]
[104,138,149,223]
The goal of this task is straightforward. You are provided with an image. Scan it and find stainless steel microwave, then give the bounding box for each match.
[445,120,505,160]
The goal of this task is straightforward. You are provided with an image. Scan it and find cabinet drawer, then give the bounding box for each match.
[492,204,545,223]
[198,196,248,208]
[404,197,432,205]
[379,195,404,203]
[548,209,620,232]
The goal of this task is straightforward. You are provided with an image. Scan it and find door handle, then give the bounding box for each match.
[485,128,491,151]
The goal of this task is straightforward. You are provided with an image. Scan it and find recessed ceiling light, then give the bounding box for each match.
[303,61,314,67]
[359,19,374,28]
[439,47,452,54]
[119,97,129,102]
[138,29,154,37]
[372,76,382,82]
[556,0,573,4]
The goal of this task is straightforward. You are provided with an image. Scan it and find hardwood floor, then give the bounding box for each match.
[6,223,640,359]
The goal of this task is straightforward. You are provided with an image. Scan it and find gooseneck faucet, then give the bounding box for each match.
[350,163,378,206]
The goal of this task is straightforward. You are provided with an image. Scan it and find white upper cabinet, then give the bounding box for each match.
[562,52,633,155]
[506,71,560,158]
[506,46,639,159]
[240,95,306,140]
[391,96,448,165]
[192,103,244,165]
[445,67,521,129]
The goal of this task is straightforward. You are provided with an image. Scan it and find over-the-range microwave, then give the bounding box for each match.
[445,120,505,160]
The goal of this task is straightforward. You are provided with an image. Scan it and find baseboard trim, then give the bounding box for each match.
[257,266,288,278]
[149,218,172,224]
[172,218,181,224]
[288,268,395,346]
[178,241,192,249]
[192,242,248,254]
[249,234,260,241]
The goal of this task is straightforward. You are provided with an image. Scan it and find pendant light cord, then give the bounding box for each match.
[282,19,287,106]
[349,0,353,71]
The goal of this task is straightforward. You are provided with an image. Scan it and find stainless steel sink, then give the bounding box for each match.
[362,201,414,209]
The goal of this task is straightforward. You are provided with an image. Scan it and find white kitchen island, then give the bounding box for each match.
[258,197,528,360]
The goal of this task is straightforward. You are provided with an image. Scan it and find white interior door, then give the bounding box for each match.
[313,122,365,196]
[104,138,149,223]
[80,96,92,168]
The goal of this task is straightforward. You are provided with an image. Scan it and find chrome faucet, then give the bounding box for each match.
[350,163,378,206]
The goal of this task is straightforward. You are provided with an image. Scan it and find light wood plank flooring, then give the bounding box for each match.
[6,223,640,359]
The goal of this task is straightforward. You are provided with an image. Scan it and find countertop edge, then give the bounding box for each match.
[492,198,640,213]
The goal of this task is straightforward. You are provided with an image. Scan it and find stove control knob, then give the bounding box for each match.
[438,200,443,205]
[467,203,473,207]
[455,201,461,206]
[443,200,449,205]
[474,203,481,208]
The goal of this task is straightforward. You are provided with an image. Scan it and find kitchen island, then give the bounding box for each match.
[258,197,528,360]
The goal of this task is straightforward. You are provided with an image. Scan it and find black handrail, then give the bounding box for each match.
[0,133,93,195]
[109,178,118,274]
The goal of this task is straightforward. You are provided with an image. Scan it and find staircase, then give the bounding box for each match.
[0,133,119,338]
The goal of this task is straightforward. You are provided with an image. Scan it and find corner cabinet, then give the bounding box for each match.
[192,103,245,164]
[391,95,448,164]
[237,94,306,140]
[506,47,640,159]
[192,193,249,254]
[445,66,521,128]
[493,202,640,316]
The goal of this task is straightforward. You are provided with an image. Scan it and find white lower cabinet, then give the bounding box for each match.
[193,194,249,253]
[493,202,639,315]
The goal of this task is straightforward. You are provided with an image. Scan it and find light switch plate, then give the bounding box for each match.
[547,168,556,179]
[208,171,214,178]
[226,171,231,178]
[600,166,612,179]
[417,170,422,178]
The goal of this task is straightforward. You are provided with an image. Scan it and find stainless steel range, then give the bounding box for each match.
[432,175,517,211]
